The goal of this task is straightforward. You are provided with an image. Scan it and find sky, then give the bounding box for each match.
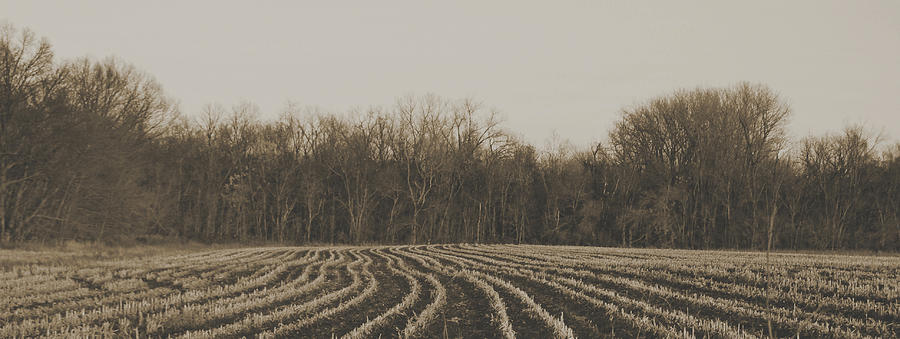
[3,1,899,148]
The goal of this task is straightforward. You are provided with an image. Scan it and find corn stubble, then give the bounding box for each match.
[1,245,896,338]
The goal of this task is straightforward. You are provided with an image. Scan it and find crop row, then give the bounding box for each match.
[1,245,896,338]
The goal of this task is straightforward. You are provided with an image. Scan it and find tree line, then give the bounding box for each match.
[2,25,897,250]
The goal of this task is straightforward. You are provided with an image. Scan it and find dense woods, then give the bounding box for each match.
[2,25,897,250]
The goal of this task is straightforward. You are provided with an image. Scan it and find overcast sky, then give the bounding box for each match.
[3,1,899,147]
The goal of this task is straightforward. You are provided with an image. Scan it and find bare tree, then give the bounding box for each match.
[0,24,59,242]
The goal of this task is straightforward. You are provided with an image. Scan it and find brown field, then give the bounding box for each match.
[1,244,897,338]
